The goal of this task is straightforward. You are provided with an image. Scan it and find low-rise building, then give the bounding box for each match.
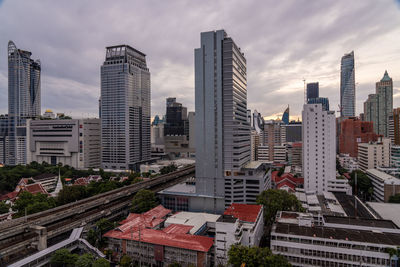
[215,204,264,265]
[271,211,400,267]
[337,154,359,172]
[366,169,400,202]
[258,145,287,164]
[104,205,214,266]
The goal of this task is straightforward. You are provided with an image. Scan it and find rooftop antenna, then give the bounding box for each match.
[303,78,307,104]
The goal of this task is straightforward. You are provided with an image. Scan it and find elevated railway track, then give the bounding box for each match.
[0,165,194,265]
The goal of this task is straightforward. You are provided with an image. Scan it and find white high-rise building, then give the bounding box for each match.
[302,104,336,194]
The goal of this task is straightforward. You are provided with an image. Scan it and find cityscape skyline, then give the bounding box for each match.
[0,1,400,120]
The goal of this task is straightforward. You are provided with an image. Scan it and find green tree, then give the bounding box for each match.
[389,193,400,203]
[75,253,94,267]
[168,263,182,267]
[120,255,132,267]
[0,201,10,214]
[50,249,78,267]
[277,167,284,177]
[349,170,373,200]
[131,189,158,213]
[257,189,303,225]
[92,258,110,267]
[56,185,88,205]
[160,164,177,175]
[228,245,291,267]
[14,191,56,217]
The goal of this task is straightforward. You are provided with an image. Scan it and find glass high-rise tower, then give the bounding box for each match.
[100,45,151,170]
[340,51,355,117]
[7,41,41,165]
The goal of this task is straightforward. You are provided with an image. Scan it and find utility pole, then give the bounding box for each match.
[354,172,357,217]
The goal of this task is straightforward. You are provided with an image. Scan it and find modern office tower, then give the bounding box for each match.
[363,72,393,137]
[7,41,41,165]
[253,110,264,134]
[339,118,380,158]
[100,45,151,170]
[376,71,393,137]
[340,51,355,117]
[195,30,267,209]
[163,97,193,156]
[27,119,101,168]
[281,106,289,125]
[0,115,8,164]
[307,97,329,111]
[389,108,400,145]
[164,97,187,136]
[283,122,302,143]
[358,137,391,171]
[306,82,319,101]
[302,103,336,194]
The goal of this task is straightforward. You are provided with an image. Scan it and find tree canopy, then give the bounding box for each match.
[228,245,291,267]
[92,258,110,267]
[120,255,132,267]
[349,170,373,201]
[160,164,177,175]
[13,191,56,217]
[131,189,159,213]
[256,189,303,225]
[389,193,400,203]
[0,201,10,214]
[75,253,95,267]
[50,249,78,267]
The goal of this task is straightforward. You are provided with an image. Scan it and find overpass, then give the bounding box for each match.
[0,165,194,265]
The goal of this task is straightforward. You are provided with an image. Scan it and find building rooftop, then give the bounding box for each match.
[104,228,214,252]
[275,222,400,246]
[323,215,398,229]
[33,173,57,181]
[367,169,400,184]
[367,202,400,228]
[243,161,262,170]
[118,205,171,232]
[223,203,262,223]
[162,224,193,235]
[164,211,220,235]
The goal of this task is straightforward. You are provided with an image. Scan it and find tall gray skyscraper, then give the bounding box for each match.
[364,71,393,137]
[340,51,355,117]
[100,45,151,170]
[7,41,41,165]
[195,30,250,198]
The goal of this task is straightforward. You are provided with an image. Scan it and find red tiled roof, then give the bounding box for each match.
[74,177,88,186]
[292,142,302,148]
[118,205,172,232]
[271,171,304,186]
[162,224,193,234]
[20,183,48,195]
[224,203,262,223]
[343,173,351,179]
[0,191,18,201]
[276,180,296,192]
[104,228,214,252]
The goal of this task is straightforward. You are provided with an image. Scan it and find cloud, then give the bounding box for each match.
[0,0,399,120]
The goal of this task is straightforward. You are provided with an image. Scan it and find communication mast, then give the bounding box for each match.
[303,78,307,104]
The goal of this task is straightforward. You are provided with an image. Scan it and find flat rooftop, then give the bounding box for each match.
[274,223,400,246]
[323,215,398,229]
[165,211,220,235]
[367,169,400,184]
[367,202,400,228]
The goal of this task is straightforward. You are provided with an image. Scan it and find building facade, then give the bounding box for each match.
[366,169,400,202]
[7,41,41,165]
[100,45,151,170]
[339,118,380,158]
[271,211,400,267]
[388,108,400,145]
[302,104,336,194]
[306,82,319,101]
[194,29,250,199]
[358,138,391,171]
[340,51,355,117]
[27,119,101,168]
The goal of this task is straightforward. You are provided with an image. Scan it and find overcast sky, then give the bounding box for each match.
[0,0,400,120]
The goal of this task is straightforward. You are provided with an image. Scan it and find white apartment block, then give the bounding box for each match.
[337,154,359,172]
[302,104,336,194]
[258,145,286,163]
[358,137,391,171]
[215,204,264,265]
[271,211,400,267]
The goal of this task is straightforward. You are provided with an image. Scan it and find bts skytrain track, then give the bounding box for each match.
[0,164,195,264]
